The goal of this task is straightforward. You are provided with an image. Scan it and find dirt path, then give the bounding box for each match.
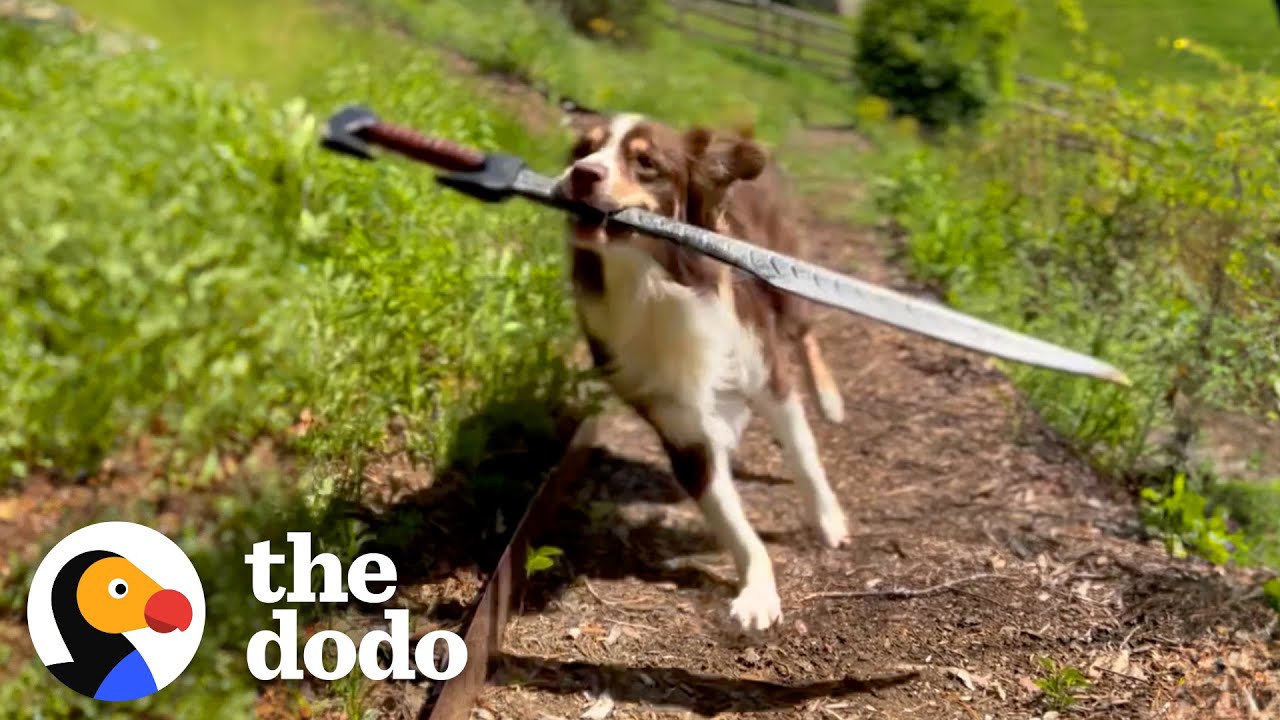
[467,139,1278,719]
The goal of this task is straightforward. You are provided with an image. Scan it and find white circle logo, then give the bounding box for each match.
[26,521,206,702]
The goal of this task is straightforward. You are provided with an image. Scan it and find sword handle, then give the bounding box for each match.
[360,122,486,173]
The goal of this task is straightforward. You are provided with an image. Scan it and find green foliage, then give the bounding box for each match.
[1035,657,1090,712]
[0,20,576,479]
[853,0,1024,129]
[1210,477,1280,569]
[525,544,565,575]
[874,3,1280,581]
[348,0,851,139]
[1141,474,1249,566]
[1265,577,1280,612]
[1016,0,1280,86]
[536,0,658,46]
[876,35,1280,476]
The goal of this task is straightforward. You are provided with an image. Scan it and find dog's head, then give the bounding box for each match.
[555,113,766,241]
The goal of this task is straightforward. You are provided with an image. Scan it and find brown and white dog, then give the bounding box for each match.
[553,113,849,631]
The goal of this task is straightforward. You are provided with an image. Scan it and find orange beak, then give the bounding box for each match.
[144,588,192,633]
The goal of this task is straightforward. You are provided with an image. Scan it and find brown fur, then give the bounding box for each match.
[562,114,822,402]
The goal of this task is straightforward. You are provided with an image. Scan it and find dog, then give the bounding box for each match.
[552,113,849,631]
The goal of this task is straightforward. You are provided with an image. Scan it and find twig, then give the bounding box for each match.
[604,618,661,633]
[800,573,1009,602]
[582,578,622,607]
[582,578,662,611]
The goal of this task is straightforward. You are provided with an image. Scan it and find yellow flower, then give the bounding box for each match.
[587,17,614,35]
[1172,37,1190,50]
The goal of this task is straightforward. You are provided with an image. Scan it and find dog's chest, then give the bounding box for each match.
[570,242,765,406]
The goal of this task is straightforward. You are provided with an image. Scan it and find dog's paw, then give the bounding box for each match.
[730,583,783,631]
[817,387,846,424]
[815,507,850,548]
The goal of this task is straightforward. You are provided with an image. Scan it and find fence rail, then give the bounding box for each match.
[663,0,855,82]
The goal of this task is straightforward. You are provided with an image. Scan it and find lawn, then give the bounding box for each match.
[1016,0,1280,83]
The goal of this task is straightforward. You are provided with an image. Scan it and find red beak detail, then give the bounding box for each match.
[144,588,192,633]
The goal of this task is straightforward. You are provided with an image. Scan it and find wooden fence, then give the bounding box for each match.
[663,0,855,82]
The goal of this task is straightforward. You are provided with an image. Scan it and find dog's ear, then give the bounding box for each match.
[685,126,766,189]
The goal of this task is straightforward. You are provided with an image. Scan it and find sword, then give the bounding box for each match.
[320,104,1130,386]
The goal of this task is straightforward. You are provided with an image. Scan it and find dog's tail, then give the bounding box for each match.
[798,330,845,424]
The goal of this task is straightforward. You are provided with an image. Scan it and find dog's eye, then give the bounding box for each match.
[635,152,658,175]
[109,579,128,599]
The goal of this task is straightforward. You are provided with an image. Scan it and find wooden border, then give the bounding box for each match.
[420,442,593,720]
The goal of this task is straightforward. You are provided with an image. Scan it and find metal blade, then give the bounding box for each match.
[507,169,1130,386]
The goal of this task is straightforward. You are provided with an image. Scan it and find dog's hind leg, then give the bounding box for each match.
[754,386,849,549]
[799,330,845,424]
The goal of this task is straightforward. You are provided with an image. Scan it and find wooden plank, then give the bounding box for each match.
[763,0,850,32]
[660,19,851,81]
[681,1,851,60]
[690,0,850,32]
[420,442,594,720]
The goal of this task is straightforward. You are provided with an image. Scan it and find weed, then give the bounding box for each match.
[1035,657,1091,712]
[1141,473,1249,566]
[525,544,565,575]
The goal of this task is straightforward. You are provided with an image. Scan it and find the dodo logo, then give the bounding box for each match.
[26,521,206,702]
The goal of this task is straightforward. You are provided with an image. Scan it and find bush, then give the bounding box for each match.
[537,0,657,46]
[877,52,1280,475]
[0,21,577,479]
[853,0,1024,129]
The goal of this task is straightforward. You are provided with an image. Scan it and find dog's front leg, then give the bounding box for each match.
[650,403,781,631]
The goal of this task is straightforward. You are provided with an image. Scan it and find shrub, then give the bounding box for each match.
[873,4,1280,573]
[877,55,1280,475]
[537,0,657,46]
[853,0,1024,129]
[0,21,577,479]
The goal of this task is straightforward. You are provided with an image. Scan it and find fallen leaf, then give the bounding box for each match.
[604,624,621,646]
[580,691,615,719]
[948,666,976,691]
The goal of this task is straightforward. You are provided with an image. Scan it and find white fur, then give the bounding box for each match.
[573,113,646,187]
[574,240,783,630]
[756,393,849,548]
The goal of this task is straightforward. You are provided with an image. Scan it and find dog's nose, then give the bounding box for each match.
[568,162,606,197]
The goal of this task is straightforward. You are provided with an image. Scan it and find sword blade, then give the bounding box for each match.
[509,169,1129,386]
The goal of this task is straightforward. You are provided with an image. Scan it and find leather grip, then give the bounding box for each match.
[361,122,486,172]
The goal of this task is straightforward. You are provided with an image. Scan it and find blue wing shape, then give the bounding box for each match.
[94,649,159,701]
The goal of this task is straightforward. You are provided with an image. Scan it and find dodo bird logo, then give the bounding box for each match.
[26,521,206,702]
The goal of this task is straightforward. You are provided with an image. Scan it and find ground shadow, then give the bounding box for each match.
[1119,568,1277,642]
[342,395,777,619]
[493,653,919,716]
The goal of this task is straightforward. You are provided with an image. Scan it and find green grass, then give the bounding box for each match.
[349,0,852,139]
[1017,0,1280,83]
[66,0,396,99]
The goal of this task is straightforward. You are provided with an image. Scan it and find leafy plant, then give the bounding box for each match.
[525,544,565,575]
[875,8,1280,474]
[0,18,577,480]
[1035,657,1090,712]
[536,0,657,46]
[853,0,1025,129]
[1264,578,1280,613]
[1141,474,1249,565]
